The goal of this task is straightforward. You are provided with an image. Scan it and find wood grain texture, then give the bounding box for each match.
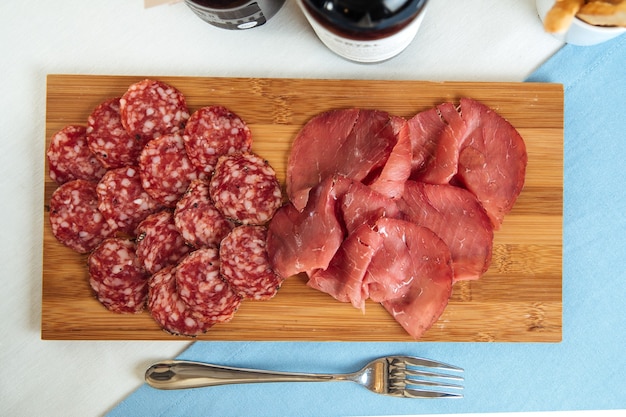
[42,74,563,342]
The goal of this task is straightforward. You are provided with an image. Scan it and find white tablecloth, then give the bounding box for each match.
[0,1,573,415]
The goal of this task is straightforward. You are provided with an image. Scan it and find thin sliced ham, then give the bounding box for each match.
[367,115,412,199]
[372,218,453,340]
[452,98,527,228]
[406,105,459,184]
[338,176,401,234]
[398,181,494,282]
[286,109,404,211]
[267,176,348,279]
[308,223,383,311]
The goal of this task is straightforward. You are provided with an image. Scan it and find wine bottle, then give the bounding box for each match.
[185,0,285,30]
[298,0,429,63]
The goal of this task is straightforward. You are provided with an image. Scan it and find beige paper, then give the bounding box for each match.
[144,0,183,8]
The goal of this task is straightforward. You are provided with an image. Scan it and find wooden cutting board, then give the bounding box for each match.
[42,74,563,342]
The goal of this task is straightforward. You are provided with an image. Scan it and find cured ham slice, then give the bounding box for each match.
[373,218,453,340]
[405,107,449,181]
[452,98,527,228]
[407,103,464,185]
[286,109,402,211]
[338,176,401,234]
[367,115,412,199]
[398,181,493,282]
[267,176,347,279]
[307,224,383,310]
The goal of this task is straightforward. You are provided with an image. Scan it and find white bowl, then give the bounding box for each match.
[536,0,626,46]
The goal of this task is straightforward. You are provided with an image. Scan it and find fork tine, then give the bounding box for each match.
[403,367,464,381]
[402,376,464,390]
[395,355,464,372]
[402,388,464,399]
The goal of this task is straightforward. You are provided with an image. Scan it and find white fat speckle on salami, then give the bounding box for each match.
[135,210,192,274]
[209,152,282,225]
[175,248,241,323]
[49,179,115,253]
[119,79,189,140]
[96,166,162,235]
[138,133,201,207]
[174,179,234,248]
[86,97,148,169]
[220,225,283,300]
[183,105,252,174]
[88,238,149,313]
[147,265,213,336]
[47,125,107,185]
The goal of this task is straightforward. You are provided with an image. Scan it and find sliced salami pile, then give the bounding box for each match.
[269,101,527,339]
[46,79,283,336]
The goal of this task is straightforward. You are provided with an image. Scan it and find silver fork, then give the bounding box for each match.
[145,355,464,398]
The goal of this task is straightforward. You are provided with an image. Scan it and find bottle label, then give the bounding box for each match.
[299,2,428,63]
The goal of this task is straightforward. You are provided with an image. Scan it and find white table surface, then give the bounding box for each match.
[0,0,585,416]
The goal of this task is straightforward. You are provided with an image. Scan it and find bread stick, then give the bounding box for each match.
[577,0,626,27]
[543,0,586,32]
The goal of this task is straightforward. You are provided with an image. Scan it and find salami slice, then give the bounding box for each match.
[175,248,241,323]
[88,238,149,313]
[119,79,189,141]
[138,133,201,207]
[209,152,282,225]
[147,265,213,336]
[49,179,115,253]
[90,279,148,314]
[86,97,148,168]
[183,105,252,174]
[135,210,192,274]
[47,125,107,184]
[220,225,283,300]
[174,179,234,248]
[96,166,162,235]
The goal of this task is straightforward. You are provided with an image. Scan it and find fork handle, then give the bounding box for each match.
[145,360,339,390]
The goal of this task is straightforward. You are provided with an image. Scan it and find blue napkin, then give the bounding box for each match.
[108,34,626,417]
